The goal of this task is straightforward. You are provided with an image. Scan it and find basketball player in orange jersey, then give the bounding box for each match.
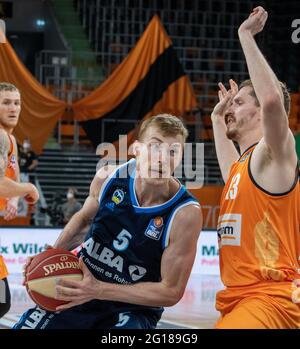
[0,82,22,221]
[211,7,300,328]
[0,82,39,319]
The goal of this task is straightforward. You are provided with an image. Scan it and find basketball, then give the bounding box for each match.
[25,248,83,312]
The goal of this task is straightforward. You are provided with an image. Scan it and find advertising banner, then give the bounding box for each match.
[0,228,220,275]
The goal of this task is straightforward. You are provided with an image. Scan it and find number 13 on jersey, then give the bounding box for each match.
[226,173,241,200]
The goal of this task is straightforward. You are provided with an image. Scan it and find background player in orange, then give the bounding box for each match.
[0,82,22,221]
[211,7,300,328]
[0,82,39,319]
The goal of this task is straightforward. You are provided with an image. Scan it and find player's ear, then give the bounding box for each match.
[131,141,141,157]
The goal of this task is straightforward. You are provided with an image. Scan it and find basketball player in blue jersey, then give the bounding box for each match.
[15,114,202,329]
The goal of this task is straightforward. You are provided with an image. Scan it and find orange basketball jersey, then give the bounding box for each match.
[0,133,17,279]
[218,144,300,288]
[0,134,17,211]
[0,256,8,280]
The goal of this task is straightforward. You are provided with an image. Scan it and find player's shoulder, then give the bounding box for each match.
[0,128,10,148]
[170,200,202,235]
[0,128,8,139]
[169,203,202,244]
[90,164,120,199]
[95,159,134,182]
[175,202,202,222]
[96,164,118,179]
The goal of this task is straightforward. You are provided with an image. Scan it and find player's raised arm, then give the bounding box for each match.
[238,6,297,164]
[55,203,202,309]
[211,80,240,182]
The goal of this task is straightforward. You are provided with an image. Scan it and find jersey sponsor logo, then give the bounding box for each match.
[128,265,147,281]
[112,189,125,205]
[8,154,17,169]
[217,214,242,247]
[83,238,147,281]
[144,217,164,240]
[83,237,124,272]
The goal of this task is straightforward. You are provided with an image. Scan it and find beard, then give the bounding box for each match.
[226,127,239,140]
[225,118,246,141]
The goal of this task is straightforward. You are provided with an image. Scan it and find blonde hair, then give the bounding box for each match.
[138,114,189,142]
[0,82,19,93]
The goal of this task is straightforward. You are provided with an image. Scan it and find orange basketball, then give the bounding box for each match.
[25,248,83,312]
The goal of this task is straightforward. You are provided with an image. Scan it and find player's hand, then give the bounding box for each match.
[22,244,54,286]
[4,197,19,221]
[238,6,268,36]
[211,79,238,122]
[55,258,101,311]
[24,183,39,204]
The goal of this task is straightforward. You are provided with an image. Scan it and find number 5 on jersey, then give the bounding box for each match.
[113,229,132,251]
[226,173,241,200]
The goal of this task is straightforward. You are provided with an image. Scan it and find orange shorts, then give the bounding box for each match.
[215,283,300,329]
[0,255,8,279]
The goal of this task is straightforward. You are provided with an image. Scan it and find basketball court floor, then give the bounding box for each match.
[0,273,224,329]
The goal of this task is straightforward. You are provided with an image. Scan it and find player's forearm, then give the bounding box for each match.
[15,161,20,183]
[0,177,31,198]
[99,280,182,307]
[238,30,283,106]
[211,117,239,182]
[53,211,88,250]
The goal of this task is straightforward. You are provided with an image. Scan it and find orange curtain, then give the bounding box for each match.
[73,15,197,121]
[124,75,199,147]
[0,15,198,153]
[0,40,67,153]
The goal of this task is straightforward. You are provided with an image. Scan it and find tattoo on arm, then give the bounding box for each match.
[0,131,9,177]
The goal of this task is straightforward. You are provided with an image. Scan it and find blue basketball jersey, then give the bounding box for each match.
[78,158,200,315]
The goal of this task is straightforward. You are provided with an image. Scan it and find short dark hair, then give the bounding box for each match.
[239,79,291,116]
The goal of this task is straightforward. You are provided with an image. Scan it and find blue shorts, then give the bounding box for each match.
[13,302,161,329]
